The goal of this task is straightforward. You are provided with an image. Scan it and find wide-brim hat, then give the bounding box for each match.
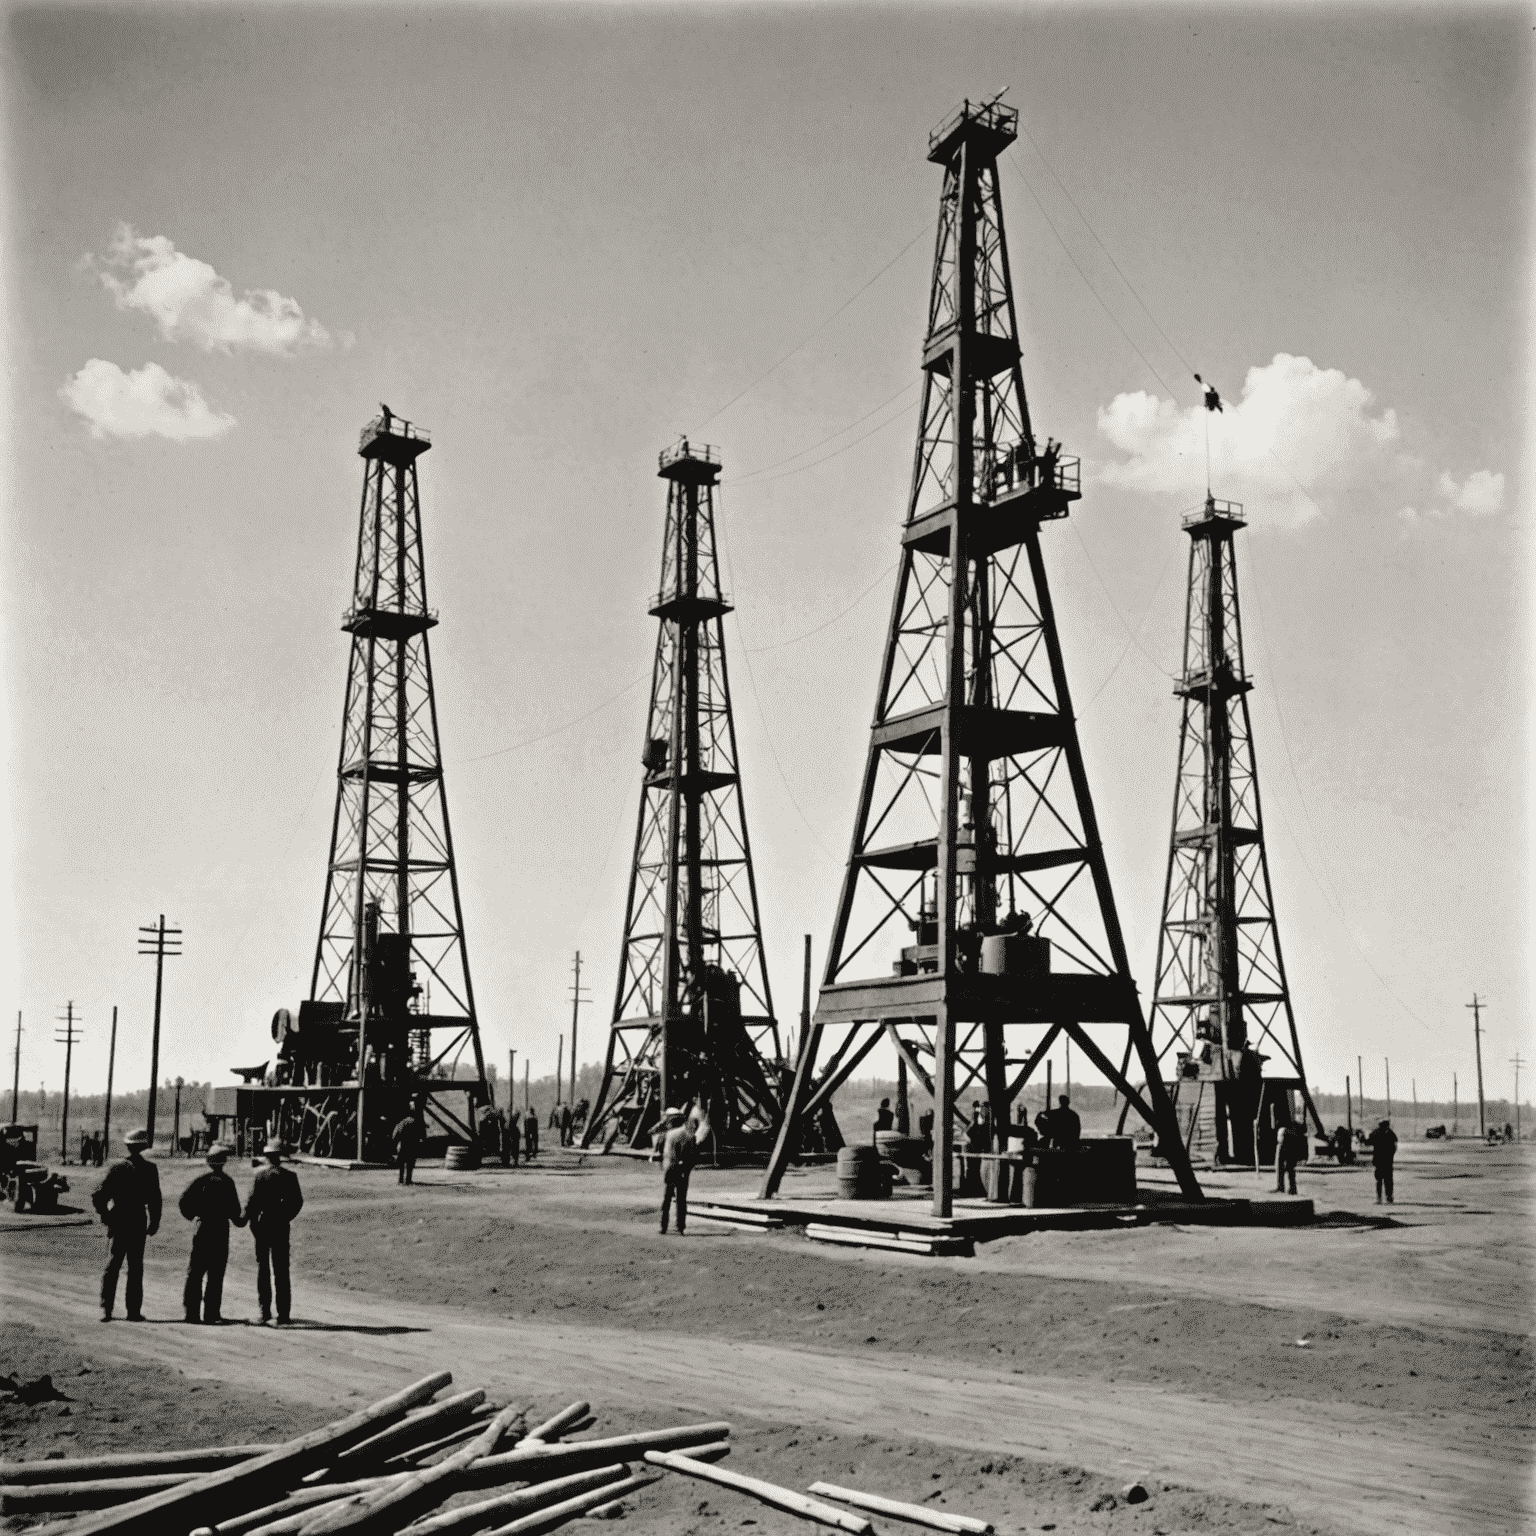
[263,1137,285,1156]
[205,1144,230,1164]
[124,1128,151,1149]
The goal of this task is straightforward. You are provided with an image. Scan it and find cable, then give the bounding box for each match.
[1013,118,1199,380]
[731,394,922,489]
[746,562,897,655]
[713,486,841,864]
[1078,541,1179,712]
[1005,150,1185,403]
[730,380,921,483]
[1069,522,1177,680]
[459,670,650,765]
[691,222,931,436]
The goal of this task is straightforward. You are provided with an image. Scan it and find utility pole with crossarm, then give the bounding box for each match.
[138,916,182,1147]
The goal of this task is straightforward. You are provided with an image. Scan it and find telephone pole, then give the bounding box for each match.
[568,951,590,1106]
[138,916,182,1146]
[1468,994,1487,1138]
[1511,1053,1525,1141]
[1357,1054,1364,1124]
[1384,1057,1392,1122]
[10,1012,20,1125]
[103,1006,118,1150]
[55,1003,82,1162]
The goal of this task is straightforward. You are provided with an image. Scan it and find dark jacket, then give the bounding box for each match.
[93,1156,162,1233]
[1366,1125,1398,1167]
[178,1169,245,1230]
[1048,1105,1082,1151]
[245,1164,304,1231]
[392,1118,421,1155]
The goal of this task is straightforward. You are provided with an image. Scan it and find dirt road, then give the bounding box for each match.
[2,1140,1529,1535]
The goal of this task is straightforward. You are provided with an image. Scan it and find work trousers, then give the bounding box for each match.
[660,1166,690,1234]
[1274,1154,1299,1195]
[1374,1163,1395,1203]
[101,1225,147,1318]
[254,1225,291,1321]
[398,1154,416,1186]
[183,1224,230,1321]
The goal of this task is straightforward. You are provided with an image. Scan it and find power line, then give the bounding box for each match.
[730,381,920,484]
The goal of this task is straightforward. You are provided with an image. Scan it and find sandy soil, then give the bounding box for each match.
[1,1139,1529,1535]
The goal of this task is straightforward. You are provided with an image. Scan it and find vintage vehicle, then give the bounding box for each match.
[0,1125,70,1213]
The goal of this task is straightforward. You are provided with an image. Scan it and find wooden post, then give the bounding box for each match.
[103,1007,118,1151]
[1346,1075,1352,1133]
[896,1053,910,1136]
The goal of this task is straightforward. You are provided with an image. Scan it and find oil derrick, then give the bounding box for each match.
[583,441,784,1154]
[265,408,489,1160]
[1126,493,1321,1163]
[760,99,1203,1213]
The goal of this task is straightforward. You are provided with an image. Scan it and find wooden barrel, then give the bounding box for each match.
[836,1145,884,1200]
[443,1143,479,1171]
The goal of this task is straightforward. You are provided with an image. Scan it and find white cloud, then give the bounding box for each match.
[60,359,235,441]
[93,223,333,355]
[1096,353,1408,526]
[1438,468,1504,517]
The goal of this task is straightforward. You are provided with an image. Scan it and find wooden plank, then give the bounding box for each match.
[60,1371,454,1536]
[463,1423,731,1490]
[808,1481,994,1534]
[404,1464,631,1535]
[0,1446,276,1486]
[332,1390,486,1467]
[298,1401,524,1533]
[192,1478,411,1536]
[2,1473,197,1513]
[479,1474,659,1535]
[645,1451,870,1533]
[518,1401,589,1447]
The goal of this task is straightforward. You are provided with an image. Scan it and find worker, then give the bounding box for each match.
[1047,1094,1081,1152]
[559,1101,574,1147]
[654,1105,710,1236]
[917,1107,935,1149]
[504,1107,521,1167]
[523,1107,540,1160]
[1366,1118,1398,1204]
[479,1106,502,1164]
[244,1137,304,1326]
[1038,437,1061,489]
[1331,1124,1355,1165]
[178,1143,246,1324]
[874,1097,894,1135]
[92,1127,161,1323]
[1273,1115,1305,1195]
[392,1111,421,1185]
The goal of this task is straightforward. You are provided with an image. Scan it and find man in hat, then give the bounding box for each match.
[523,1106,539,1161]
[92,1127,161,1323]
[178,1143,246,1324]
[653,1106,709,1236]
[1366,1117,1398,1204]
[392,1109,422,1186]
[244,1137,304,1325]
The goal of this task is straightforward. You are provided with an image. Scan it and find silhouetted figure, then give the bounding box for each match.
[93,1128,160,1323]
[245,1137,303,1325]
[179,1145,245,1324]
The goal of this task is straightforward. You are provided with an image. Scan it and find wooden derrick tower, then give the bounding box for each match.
[1127,493,1322,1163]
[761,99,1203,1213]
[257,409,489,1160]
[583,441,785,1154]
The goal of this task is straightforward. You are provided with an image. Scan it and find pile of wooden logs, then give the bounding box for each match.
[0,1373,998,1536]
[0,1374,727,1536]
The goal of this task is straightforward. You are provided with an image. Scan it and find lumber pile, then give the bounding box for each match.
[1,1374,1002,1536]
[804,1222,973,1258]
[0,1374,723,1535]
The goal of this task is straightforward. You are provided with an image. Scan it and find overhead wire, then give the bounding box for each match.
[729,379,921,484]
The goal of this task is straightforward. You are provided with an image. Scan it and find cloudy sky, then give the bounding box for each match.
[3,3,1529,1116]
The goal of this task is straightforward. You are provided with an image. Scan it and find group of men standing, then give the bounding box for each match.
[93,1128,304,1326]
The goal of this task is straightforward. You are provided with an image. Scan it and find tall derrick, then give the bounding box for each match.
[259,408,489,1160]
[583,441,784,1153]
[761,99,1203,1213]
[1128,493,1322,1162]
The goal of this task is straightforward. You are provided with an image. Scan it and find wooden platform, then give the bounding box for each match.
[699,1186,1314,1241]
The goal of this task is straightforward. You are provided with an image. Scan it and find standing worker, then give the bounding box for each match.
[523,1106,539,1161]
[244,1137,303,1325]
[653,1106,709,1236]
[559,1101,574,1148]
[178,1143,246,1324]
[92,1127,161,1323]
[1274,1115,1305,1195]
[392,1108,421,1185]
[504,1107,521,1167]
[1367,1117,1398,1204]
[1047,1095,1082,1152]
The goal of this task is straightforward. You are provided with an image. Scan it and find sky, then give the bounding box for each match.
[2,2,1530,1118]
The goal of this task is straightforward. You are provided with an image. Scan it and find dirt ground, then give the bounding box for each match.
[1,1138,1530,1535]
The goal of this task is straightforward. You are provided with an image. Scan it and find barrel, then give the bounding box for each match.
[874,1132,927,1186]
[443,1143,479,1171]
[836,1145,885,1201]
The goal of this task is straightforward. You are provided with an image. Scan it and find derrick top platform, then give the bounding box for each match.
[1183,494,1247,536]
[360,409,432,466]
[928,97,1019,164]
[658,438,722,484]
